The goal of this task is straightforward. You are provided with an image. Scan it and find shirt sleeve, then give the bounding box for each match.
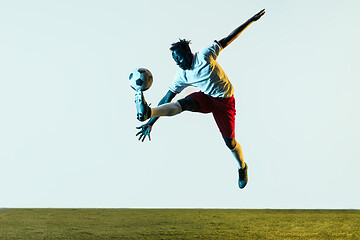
[169,70,189,94]
[200,41,222,61]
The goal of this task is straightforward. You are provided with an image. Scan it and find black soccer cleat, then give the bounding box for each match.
[135,90,151,122]
[238,163,248,189]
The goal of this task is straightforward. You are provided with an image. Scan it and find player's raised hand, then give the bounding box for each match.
[252,9,265,22]
[136,124,152,142]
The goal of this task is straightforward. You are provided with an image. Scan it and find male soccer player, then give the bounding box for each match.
[135,9,265,189]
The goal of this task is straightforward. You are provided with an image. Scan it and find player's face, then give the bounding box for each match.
[172,49,193,70]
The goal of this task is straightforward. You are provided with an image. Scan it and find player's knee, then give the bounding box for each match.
[178,97,200,112]
[223,136,236,150]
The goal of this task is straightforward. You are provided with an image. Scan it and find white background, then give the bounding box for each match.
[1,0,359,208]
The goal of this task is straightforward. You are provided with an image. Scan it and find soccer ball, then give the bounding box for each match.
[129,68,153,91]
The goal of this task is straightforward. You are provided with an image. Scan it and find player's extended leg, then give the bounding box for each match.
[151,102,182,117]
[135,90,200,121]
[150,97,200,117]
[151,97,200,117]
[223,136,248,189]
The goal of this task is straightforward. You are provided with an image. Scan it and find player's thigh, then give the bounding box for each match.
[178,97,200,112]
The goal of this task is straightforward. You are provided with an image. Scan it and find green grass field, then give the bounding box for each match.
[0,209,359,239]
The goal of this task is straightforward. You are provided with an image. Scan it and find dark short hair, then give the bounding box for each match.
[170,39,192,54]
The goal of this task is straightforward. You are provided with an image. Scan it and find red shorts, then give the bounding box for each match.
[186,91,236,138]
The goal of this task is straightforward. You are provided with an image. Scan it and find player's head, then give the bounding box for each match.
[170,39,193,70]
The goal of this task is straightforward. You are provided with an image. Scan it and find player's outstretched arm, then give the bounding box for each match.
[218,9,265,49]
[136,90,177,142]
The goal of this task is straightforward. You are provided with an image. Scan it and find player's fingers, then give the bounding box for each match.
[138,134,143,141]
[148,134,151,141]
[256,9,264,17]
[141,135,146,142]
[136,131,141,136]
[136,126,141,129]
